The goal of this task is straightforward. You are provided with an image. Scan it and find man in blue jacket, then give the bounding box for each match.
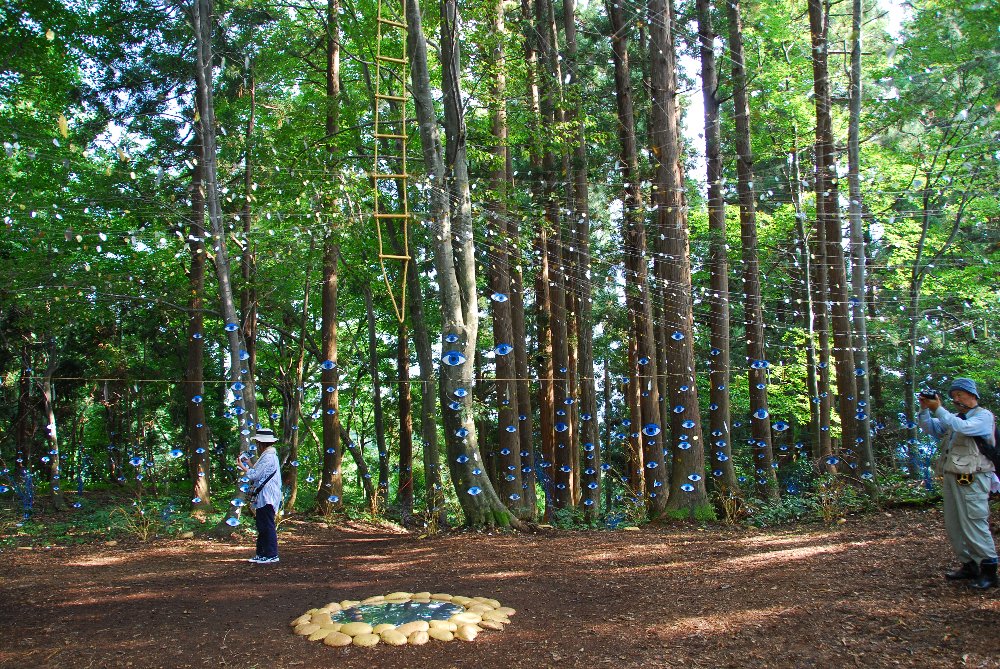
[237,428,283,564]
[918,378,997,590]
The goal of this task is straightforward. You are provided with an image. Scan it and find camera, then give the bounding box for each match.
[919,389,940,400]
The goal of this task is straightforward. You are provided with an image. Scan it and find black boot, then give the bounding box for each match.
[946,561,980,580]
[970,560,998,590]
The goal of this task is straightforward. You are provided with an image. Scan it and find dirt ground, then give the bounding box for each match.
[1,508,998,669]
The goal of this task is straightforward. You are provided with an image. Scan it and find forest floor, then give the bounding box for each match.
[1,507,999,669]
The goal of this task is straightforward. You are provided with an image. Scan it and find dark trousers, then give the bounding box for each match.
[255,504,278,558]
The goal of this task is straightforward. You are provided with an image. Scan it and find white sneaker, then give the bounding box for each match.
[250,555,279,564]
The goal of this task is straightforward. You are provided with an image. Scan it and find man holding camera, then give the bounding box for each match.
[918,378,997,590]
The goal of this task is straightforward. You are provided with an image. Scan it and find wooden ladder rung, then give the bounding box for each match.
[378,17,406,28]
[374,133,408,140]
[380,254,412,260]
[375,93,407,102]
[375,213,410,219]
[371,173,408,179]
[377,55,407,65]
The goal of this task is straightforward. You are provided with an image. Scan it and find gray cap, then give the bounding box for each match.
[949,378,979,399]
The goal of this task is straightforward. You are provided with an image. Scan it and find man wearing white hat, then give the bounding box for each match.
[237,428,282,564]
[918,378,997,590]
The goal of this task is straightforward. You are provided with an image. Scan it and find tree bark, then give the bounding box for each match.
[191,0,260,532]
[186,138,211,512]
[847,0,877,496]
[648,0,710,519]
[696,0,739,496]
[562,0,600,518]
[40,343,65,511]
[808,0,859,470]
[363,284,390,512]
[316,0,343,516]
[408,0,517,528]
[607,0,658,504]
[396,323,414,520]
[727,0,777,499]
[485,0,526,516]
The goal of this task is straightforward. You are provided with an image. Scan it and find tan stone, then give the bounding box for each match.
[427,628,454,642]
[407,630,430,646]
[396,621,430,635]
[372,623,395,634]
[322,632,353,647]
[411,591,432,600]
[467,604,493,615]
[295,623,320,636]
[455,625,479,642]
[340,599,360,608]
[450,596,473,606]
[496,606,516,617]
[291,614,312,627]
[361,595,386,605]
[428,620,458,632]
[308,628,334,641]
[352,633,381,647]
[481,610,510,623]
[478,620,505,631]
[430,593,453,601]
[310,612,333,626]
[380,629,408,646]
[450,612,482,625]
[384,591,412,600]
[339,622,374,636]
[321,602,343,613]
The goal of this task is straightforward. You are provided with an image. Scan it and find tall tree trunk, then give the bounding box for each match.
[534,0,574,512]
[40,344,65,511]
[809,0,858,469]
[522,0,556,518]
[186,140,211,512]
[485,0,525,515]
[14,341,35,488]
[649,0,710,518]
[696,0,739,496]
[281,246,313,511]
[607,0,657,503]
[393,221,445,525]
[396,323,415,521]
[562,0,600,518]
[363,285,390,512]
[847,0,877,496]
[787,140,822,459]
[316,0,343,516]
[240,64,258,388]
[727,0,777,499]
[408,0,517,528]
[192,0,260,532]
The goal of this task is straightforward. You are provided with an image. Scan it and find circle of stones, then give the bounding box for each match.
[291,591,516,647]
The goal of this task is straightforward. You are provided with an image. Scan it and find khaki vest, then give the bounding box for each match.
[935,406,996,475]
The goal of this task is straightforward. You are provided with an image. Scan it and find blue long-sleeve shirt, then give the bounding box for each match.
[247,447,282,510]
[919,405,993,441]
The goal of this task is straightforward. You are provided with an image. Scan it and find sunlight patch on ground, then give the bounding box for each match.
[65,554,131,567]
[649,604,802,639]
[722,542,848,569]
[735,532,832,548]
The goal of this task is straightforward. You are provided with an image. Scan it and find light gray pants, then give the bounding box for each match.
[941,472,998,563]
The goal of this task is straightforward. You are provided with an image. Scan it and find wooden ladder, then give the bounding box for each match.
[372,0,410,323]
